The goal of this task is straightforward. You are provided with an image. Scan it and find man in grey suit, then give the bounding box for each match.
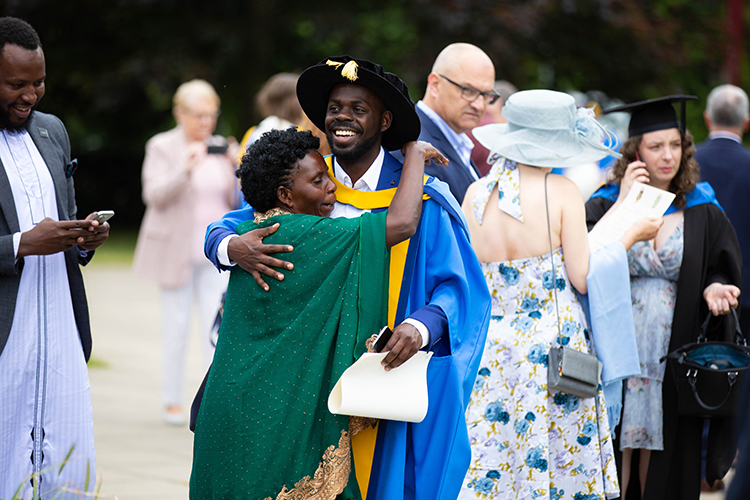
[0,17,109,497]
[412,43,497,204]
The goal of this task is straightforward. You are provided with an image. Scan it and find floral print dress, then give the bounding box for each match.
[459,249,619,500]
[619,218,683,450]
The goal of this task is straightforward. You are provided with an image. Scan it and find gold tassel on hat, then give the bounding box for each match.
[341,60,359,81]
[325,59,359,82]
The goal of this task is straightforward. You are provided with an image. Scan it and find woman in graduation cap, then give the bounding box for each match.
[586,95,742,500]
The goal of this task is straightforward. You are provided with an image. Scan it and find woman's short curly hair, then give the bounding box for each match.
[607,130,700,208]
[237,127,321,212]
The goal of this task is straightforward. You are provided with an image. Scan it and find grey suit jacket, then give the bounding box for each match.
[0,111,92,360]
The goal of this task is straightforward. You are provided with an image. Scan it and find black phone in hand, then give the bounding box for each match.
[373,326,393,353]
[207,144,228,155]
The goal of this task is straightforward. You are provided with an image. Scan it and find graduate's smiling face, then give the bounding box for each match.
[324,83,392,163]
[638,127,682,191]
[278,151,337,217]
[0,44,45,130]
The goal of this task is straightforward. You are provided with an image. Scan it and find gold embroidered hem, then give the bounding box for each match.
[265,430,352,500]
[254,207,291,224]
[348,334,380,437]
[364,333,378,353]
[349,416,377,439]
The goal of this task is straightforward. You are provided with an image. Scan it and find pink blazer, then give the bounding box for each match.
[132,126,234,288]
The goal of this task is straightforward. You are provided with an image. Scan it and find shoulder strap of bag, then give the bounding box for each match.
[544,173,563,346]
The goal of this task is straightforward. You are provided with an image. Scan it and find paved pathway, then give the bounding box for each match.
[84,264,204,499]
[81,263,731,499]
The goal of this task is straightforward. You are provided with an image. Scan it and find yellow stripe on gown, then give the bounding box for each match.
[326,158,427,499]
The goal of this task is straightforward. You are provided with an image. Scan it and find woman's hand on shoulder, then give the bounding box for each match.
[618,160,650,202]
[703,282,741,316]
[401,141,448,167]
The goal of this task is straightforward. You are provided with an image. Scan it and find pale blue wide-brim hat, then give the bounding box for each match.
[473,89,621,168]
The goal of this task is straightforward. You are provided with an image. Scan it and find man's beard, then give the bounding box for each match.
[0,105,34,131]
[327,128,382,163]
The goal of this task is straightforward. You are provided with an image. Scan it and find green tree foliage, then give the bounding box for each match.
[1,0,742,226]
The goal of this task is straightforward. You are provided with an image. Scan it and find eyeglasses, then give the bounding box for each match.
[439,74,500,105]
[183,109,220,121]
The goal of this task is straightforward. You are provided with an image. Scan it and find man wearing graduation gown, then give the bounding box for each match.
[0,17,109,498]
[203,56,491,499]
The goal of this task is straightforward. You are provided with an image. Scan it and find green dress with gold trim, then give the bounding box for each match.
[190,210,389,500]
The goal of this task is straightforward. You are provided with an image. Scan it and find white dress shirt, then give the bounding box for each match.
[708,130,742,143]
[416,100,478,181]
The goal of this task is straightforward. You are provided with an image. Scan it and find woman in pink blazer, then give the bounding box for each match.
[133,79,235,425]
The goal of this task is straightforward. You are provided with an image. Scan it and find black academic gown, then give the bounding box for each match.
[585,197,742,500]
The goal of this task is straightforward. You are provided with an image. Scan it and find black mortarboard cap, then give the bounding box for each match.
[603,95,698,137]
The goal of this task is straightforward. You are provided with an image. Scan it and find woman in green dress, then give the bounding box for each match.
[189,127,446,499]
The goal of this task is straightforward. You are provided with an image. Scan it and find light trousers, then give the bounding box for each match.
[160,264,228,407]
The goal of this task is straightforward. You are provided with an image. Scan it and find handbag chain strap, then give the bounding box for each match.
[544,173,563,346]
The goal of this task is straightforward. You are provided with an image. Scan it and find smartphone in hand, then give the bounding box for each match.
[373,326,393,353]
[92,210,115,224]
[207,144,228,155]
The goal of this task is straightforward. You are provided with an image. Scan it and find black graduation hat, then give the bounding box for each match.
[603,95,698,137]
[296,56,421,151]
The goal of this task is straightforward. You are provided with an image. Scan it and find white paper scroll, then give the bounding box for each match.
[588,181,675,252]
[328,351,433,423]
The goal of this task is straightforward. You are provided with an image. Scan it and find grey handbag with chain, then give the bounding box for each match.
[543,173,602,399]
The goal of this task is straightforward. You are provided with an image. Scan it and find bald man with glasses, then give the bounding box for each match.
[399,43,497,203]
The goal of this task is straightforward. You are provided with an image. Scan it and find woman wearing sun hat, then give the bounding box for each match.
[587,96,741,500]
[456,89,663,499]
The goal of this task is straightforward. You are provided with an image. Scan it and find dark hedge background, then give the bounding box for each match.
[3,0,745,227]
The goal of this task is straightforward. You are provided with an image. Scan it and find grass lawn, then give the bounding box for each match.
[87,228,138,267]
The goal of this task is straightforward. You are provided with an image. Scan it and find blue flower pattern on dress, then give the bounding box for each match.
[526,445,548,472]
[498,263,520,286]
[553,392,581,415]
[521,296,540,312]
[460,248,618,499]
[527,344,548,367]
[514,419,530,436]
[561,319,576,337]
[484,401,510,424]
[620,218,683,451]
[577,435,592,446]
[468,477,494,495]
[471,158,523,224]
[574,494,602,500]
[543,271,569,291]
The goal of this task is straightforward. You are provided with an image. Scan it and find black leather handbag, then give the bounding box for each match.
[665,308,750,418]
